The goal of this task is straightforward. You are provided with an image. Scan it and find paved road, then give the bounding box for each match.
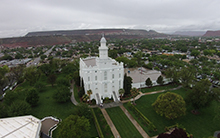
[27,46,54,67]
[101,108,121,138]
[120,105,150,138]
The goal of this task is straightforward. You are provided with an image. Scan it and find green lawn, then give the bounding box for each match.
[106,107,142,138]
[14,74,99,138]
[141,84,178,93]
[93,108,114,138]
[125,87,220,138]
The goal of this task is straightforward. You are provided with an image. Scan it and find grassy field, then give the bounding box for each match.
[106,107,142,138]
[125,87,220,138]
[15,74,99,138]
[141,84,178,93]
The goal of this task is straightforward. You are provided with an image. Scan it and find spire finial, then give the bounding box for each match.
[102,33,104,37]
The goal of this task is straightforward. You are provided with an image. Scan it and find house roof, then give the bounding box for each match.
[0,115,41,138]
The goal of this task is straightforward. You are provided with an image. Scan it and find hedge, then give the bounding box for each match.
[91,108,104,138]
[127,102,157,131]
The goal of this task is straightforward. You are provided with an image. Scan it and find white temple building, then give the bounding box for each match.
[80,36,124,104]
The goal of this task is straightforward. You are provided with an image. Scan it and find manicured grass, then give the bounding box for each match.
[73,84,81,103]
[127,87,220,138]
[93,108,113,138]
[106,107,142,138]
[141,84,178,93]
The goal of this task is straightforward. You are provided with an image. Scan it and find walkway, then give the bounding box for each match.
[120,105,150,138]
[70,81,78,105]
[101,108,121,138]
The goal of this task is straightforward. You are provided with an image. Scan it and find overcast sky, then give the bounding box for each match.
[0,0,220,38]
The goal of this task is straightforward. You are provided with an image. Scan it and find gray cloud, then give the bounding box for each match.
[0,0,220,38]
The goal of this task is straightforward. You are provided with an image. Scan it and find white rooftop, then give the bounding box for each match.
[0,115,41,138]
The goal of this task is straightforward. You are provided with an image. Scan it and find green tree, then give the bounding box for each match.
[10,64,25,84]
[214,106,220,127]
[74,103,92,120]
[39,64,53,76]
[8,100,31,117]
[26,88,39,107]
[165,67,179,84]
[0,103,8,118]
[179,67,195,88]
[130,88,139,104]
[24,66,41,86]
[118,88,125,99]
[152,92,186,119]
[190,50,200,59]
[186,79,212,110]
[34,81,46,92]
[56,77,69,87]
[123,73,132,96]
[57,115,90,138]
[145,78,152,87]
[3,90,18,105]
[0,65,9,95]
[47,74,57,87]
[156,75,164,85]
[53,85,71,103]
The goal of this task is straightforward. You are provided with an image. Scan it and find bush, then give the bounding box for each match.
[53,85,71,103]
[56,77,70,87]
[127,102,157,131]
[91,108,104,138]
[34,81,46,92]
[26,88,39,107]
[8,100,31,117]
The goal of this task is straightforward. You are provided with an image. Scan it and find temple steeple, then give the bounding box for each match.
[99,35,108,59]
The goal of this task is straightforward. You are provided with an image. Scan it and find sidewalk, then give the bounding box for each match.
[70,81,78,105]
[101,108,121,138]
[120,105,150,138]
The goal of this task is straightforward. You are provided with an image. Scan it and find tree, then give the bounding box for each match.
[190,50,200,59]
[145,78,152,87]
[8,100,31,117]
[179,67,195,88]
[39,64,53,76]
[26,88,39,107]
[0,103,8,118]
[56,77,69,87]
[82,94,89,102]
[214,106,220,127]
[87,89,92,103]
[24,66,41,86]
[118,88,125,99]
[152,92,186,119]
[165,67,179,84]
[10,64,25,84]
[53,85,71,103]
[3,90,18,105]
[47,74,57,87]
[74,103,92,120]
[156,75,164,85]
[73,71,80,86]
[57,115,90,138]
[34,81,46,92]
[158,128,189,138]
[130,88,139,104]
[186,79,212,110]
[123,73,132,96]
[0,65,9,95]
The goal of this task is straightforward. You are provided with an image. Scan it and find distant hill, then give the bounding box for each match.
[0,29,169,48]
[173,31,206,36]
[203,30,220,37]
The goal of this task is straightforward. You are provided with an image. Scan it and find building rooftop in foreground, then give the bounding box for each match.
[0,115,41,138]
